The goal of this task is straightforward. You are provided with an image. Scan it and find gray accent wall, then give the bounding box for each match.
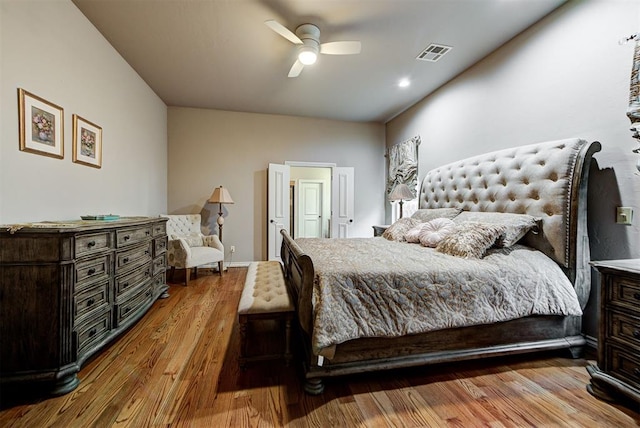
[167,107,385,263]
[0,1,167,224]
[386,0,640,339]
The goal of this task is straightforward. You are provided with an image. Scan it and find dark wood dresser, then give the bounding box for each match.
[588,259,640,407]
[0,217,168,395]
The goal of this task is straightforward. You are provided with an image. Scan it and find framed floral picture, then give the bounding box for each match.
[18,88,64,159]
[72,114,102,168]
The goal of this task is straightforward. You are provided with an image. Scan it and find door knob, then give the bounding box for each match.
[349,219,354,223]
[270,219,274,223]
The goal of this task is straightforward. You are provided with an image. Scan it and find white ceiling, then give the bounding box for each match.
[72,0,565,123]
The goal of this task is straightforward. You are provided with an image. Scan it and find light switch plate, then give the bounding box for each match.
[616,207,634,225]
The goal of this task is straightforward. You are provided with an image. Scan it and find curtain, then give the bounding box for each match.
[386,135,421,198]
[627,41,640,171]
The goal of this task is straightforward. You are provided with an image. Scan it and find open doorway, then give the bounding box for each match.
[290,166,331,239]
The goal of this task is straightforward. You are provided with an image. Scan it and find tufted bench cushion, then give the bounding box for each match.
[238,261,294,367]
[238,261,294,315]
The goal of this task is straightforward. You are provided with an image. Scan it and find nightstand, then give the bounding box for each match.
[587,259,640,407]
[372,225,390,237]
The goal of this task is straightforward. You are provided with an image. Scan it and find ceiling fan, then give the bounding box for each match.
[265,20,361,78]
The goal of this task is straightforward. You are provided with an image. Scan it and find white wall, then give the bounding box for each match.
[168,107,385,263]
[0,1,167,223]
[387,0,640,339]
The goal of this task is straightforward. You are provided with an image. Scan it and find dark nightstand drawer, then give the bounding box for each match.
[606,345,640,390]
[608,311,640,348]
[608,275,640,312]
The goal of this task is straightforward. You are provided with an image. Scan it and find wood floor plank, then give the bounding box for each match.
[1,266,638,427]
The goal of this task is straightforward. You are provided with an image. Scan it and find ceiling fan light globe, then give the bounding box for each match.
[298,50,317,65]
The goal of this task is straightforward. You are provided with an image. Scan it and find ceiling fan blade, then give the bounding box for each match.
[265,20,302,45]
[320,41,361,55]
[288,60,304,78]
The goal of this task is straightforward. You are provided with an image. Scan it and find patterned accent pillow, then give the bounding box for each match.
[453,211,540,247]
[418,218,456,247]
[411,208,461,223]
[435,222,506,258]
[171,232,204,247]
[382,217,418,242]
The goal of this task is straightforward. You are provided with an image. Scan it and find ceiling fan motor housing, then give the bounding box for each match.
[296,24,320,64]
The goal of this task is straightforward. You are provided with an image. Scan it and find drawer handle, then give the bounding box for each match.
[634,292,640,300]
[87,298,95,306]
[634,330,640,339]
[146,290,152,297]
[122,282,129,288]
[87,268,96,275]
[87,241,96,248]
[145,250,150,255]
[123,257,129,264]
[89,328,97,337]
[123,235,131,241]
[124,307,131,314]
[146,230,150,235]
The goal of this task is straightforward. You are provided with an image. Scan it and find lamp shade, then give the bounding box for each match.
[388,183,414,201]
[209,186,234,204]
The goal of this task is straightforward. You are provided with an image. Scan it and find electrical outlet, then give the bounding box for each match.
[616,207,634,225]
[230,245,236,253]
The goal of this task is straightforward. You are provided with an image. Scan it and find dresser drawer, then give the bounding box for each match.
[606,346,640,390]
[114,286,153,327]
[116,242,152,273]
[116,226,152,248]
[152,272,166,295]
[75,232,113,257]
[76,309,112,356]
[608,311,640,348]
[76,254,111,288]
[153,237,167,257]
[115,265,152,297]
[608,276,640,312]
[74,279,110,321]
[152,254,166,276]
[152,222,166,237]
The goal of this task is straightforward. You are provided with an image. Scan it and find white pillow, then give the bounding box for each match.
[418,218,456,247]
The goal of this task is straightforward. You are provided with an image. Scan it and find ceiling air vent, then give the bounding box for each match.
[416,44,452,62]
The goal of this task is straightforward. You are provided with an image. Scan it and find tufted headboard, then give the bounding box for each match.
[418,139,600,305]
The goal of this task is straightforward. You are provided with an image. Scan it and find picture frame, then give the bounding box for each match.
[18,88,64,159]
[72,114,102,168]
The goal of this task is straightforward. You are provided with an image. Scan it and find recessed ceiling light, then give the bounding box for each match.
[398,78,410,88]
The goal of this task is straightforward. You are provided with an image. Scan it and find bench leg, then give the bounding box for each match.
[185,268,190,286]
[284,316,292,366]
[239,316,247,370]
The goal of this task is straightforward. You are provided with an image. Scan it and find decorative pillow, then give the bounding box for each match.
[453,211,540,247]
[418,218,456,247]
[171,232,204,247]
[411,208,461,223]
[435,222,506,259]
[382,217,418,242]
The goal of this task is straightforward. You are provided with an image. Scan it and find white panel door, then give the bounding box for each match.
[331,167,354,238]
[298,180,323,238]
[268,163,290,261]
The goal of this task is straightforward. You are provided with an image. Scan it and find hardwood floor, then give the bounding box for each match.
[1,267,638,427]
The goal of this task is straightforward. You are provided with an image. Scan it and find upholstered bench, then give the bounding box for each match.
[238,261,294,368]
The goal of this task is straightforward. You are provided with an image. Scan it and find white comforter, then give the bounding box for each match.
[295,237,583,359]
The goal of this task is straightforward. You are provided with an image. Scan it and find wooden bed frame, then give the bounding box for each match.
[280,139,601,394]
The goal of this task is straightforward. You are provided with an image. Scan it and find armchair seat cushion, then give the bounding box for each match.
[189,246,224,267]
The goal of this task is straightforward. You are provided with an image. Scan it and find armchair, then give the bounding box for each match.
[162,214,224,285]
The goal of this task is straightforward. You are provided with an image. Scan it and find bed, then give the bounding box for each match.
[280,138,601,394]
